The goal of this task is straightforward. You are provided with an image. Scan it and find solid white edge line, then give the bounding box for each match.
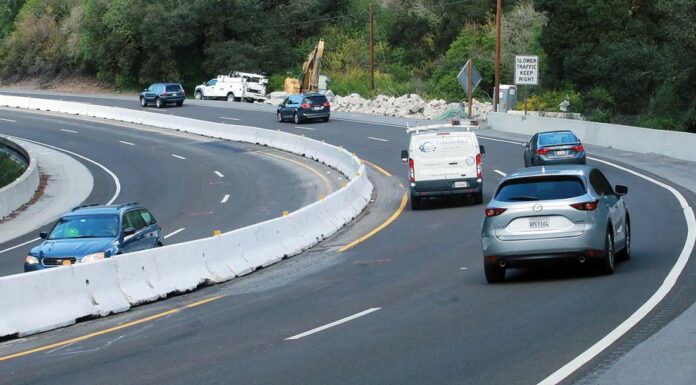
[0,117,17,123]
[171,154,186,160]
[9,136,121,205]
[119,141,135,146]
[60,129,78,134]
[479,135,524,145]
[285,308,381,340]
[220,117,240,121]
[494,169,506,177]
[221,194,230,204]
[538,156,695,385]
[214,171,224,178]
[368,136,389,142]
[0,237,41,255]
[294,126,316,131]
[163,228,186,240]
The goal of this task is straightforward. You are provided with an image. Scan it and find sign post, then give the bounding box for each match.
[514,55,539,116]
[457,60,482,119]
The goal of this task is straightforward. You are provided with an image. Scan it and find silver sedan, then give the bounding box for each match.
[481,165,630,283]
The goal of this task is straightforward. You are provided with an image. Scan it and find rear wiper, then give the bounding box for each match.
[507,196,540,201]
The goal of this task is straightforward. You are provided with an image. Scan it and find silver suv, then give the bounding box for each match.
[481,165,630,283]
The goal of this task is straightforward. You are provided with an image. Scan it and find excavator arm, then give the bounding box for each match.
[285,39,324,94]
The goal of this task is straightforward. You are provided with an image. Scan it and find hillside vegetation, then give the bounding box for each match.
[0,0,693,132]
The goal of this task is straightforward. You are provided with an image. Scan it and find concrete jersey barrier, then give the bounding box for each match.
[0,95,372,338]
[0,136,40,219]
[487,112,696,163]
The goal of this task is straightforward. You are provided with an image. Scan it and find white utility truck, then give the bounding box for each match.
[401,120,485,210]
[194,71,268,102]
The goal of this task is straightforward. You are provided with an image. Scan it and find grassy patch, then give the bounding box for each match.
[0,154,25,188]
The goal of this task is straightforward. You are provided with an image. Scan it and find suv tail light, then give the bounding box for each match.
[300,103,311,108]
[161,91,167,96]
[485,208,507,217]
[476,154,482,178]
[322,102,331,107]
[409,158,415,182]
[570,200,598,211]
[536,147,550,155]
[573,144,584,152]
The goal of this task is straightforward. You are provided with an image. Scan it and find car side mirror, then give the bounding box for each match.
[401,149,409,162]
[479,145,486,157]
[123,227,136,237]
[39,232,48,239]
[615,185,628,196]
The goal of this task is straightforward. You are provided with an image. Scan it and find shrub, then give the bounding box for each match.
[0,154,25,188]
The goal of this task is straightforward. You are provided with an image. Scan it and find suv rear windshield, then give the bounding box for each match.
[166,85,183,92]
[304,95,327,105]
[538,132,579,146]
[495,176,586,202]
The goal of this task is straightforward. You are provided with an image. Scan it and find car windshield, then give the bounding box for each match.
[495,176,586,202]
[305,95,327,105]
[166,85,182,92]
[538,132,579,146]
[48,215,119,239]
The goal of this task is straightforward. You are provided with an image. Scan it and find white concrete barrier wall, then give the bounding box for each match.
[0,95,372,337]
[0,136,40,219]
[487,112,696,163]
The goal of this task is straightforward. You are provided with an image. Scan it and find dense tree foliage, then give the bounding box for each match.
[0,0,692,131]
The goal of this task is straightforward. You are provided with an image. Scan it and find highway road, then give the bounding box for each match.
[0,92,694,385]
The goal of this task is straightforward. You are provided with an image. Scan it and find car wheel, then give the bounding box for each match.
[140,97,147,107]
[293,112,300,125]
[598,230,615,275]
[155,98,163,108]
[617,218,631,261]
[195,91,202,100]
[410,195,421,210]
[473,191,483,204]
[277,112,284,123]
[322,116,330,122]
[484,263,505,283]
[227,93,235,102]
[176,101,183,107]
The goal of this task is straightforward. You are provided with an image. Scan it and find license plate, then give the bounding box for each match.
[454,181,469,188]
[556,150,568,156]
[529,217,550,230]
[313,106,322,110]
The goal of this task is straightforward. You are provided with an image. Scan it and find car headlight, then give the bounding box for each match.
[25,255,39,265]
[81,252,105,263]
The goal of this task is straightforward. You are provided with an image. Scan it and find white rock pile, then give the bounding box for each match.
[265,91,493,121]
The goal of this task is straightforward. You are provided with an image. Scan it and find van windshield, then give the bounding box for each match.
[495,176,586,202]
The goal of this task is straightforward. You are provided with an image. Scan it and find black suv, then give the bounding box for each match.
[277,93,330,124]
[140,83,185,108]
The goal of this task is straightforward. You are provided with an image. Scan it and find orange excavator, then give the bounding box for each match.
[284,39,325,94]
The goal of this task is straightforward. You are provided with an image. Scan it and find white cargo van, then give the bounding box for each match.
[401,121,485,210]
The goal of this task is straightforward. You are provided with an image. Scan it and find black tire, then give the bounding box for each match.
[277,112,284,122]
[484,263,505,283]
[293,112,301,124]
[176,101,183,107]
[473,191,484,204]
[194,91,203,100]
[322,116,330,122]
[227,93,235,102]
[598,230,615,275]
[140,97,147,107]
[410,195,421,210]
[155,98,163,108]
[617,217,631,261]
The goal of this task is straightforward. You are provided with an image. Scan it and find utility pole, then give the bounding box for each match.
[494,0,501,112]
[369,2,375,98]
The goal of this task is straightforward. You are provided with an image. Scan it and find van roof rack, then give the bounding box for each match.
[406,119,478,134]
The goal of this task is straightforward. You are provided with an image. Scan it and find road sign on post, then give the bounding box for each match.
[515,55,539,115]
[457,60,482,118]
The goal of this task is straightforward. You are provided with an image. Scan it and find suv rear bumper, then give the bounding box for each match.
[411,178,481,196]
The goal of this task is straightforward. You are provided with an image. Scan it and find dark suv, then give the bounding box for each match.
[24,203,163,272]
[140,83,185,108]
[277,93,330,124]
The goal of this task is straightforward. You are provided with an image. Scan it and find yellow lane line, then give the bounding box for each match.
[0,295,224,362]
[259,151,333,196]
[338,192,408,252]
[364,160,392,177]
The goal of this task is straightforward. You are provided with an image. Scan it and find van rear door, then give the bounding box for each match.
[412,134,446,182]
[442,133,477,181]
